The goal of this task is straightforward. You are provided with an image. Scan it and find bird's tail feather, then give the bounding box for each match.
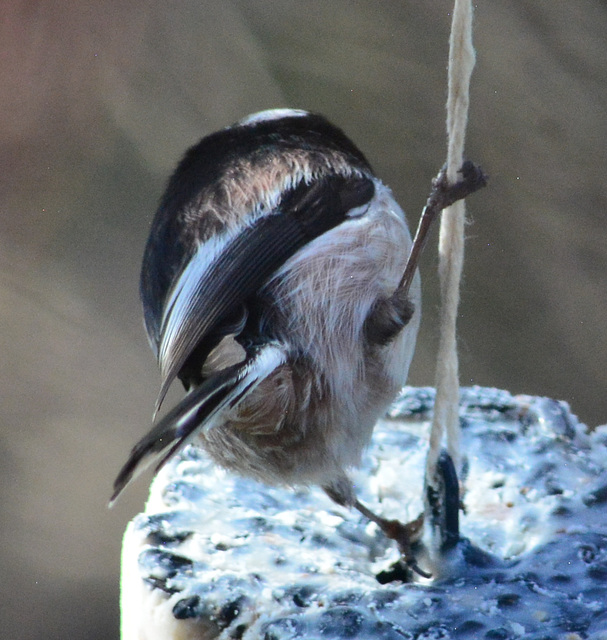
[110,343,287,505]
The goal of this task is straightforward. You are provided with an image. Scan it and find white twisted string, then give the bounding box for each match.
[426,0,476,484]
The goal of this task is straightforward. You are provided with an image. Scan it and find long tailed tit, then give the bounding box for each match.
[112,109,486,573]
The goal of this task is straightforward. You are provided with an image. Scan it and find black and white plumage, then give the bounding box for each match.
[112,108,421,507]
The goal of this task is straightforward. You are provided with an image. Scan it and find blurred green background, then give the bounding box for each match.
[1,1,606,637]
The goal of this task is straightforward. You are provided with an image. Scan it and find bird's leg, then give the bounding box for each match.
[398,160,487,298]
[324,479,430,578]
[364,161,487,346]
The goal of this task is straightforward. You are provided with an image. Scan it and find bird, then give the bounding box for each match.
[111,108,485,573]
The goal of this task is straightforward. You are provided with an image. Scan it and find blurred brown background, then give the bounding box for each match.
[1,1,605,637]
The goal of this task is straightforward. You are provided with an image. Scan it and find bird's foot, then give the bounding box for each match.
[354,500,431,579]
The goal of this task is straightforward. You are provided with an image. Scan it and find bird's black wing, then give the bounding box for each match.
[154,173,375,411]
